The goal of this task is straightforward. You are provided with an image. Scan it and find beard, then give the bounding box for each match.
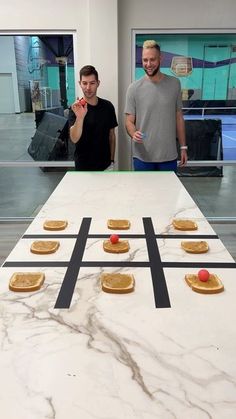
[144,63,160,77]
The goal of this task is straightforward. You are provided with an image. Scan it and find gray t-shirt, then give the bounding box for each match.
[125,74,182,162]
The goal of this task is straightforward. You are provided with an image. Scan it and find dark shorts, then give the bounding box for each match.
[133,158,177,172]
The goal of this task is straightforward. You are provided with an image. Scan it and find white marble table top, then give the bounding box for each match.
[0,172,236,419]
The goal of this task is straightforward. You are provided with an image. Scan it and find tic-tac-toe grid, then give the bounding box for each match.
[3,217,236,309]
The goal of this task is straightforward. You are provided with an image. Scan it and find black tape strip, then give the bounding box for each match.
[89,234,145,238]
[22,234,145,239]
[3,261,150,268]
[23,233,218,239]
[163,262,236,269]
[4,260,234,269]
[143,217,170,308]
[54,218,91,309]
[90,234,218,239]
[159,234,218,239]
[23,234,78,239]
[3,261,69,267]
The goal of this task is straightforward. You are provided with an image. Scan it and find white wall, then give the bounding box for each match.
[118,0,236,169]
[0,36,20,112]
[14,36,35,112]
[88,0,118,103]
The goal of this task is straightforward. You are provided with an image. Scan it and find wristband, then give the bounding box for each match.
[180,145,188,150]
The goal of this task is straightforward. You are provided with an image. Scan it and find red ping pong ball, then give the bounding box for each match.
[198,269,210,282]
[79,98,86,106]
[110,234,119,244]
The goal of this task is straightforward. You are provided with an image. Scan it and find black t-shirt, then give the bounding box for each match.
[68,97,118,170]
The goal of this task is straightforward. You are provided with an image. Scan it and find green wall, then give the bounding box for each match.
[47,66,75,107]
[136,34,236,100]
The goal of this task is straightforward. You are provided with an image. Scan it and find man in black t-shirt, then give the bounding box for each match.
[69,65,118,171]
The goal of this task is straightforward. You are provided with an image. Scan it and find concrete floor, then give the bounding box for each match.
[0,113,65,217]
[180,166,236,218]
[0,113,235,263]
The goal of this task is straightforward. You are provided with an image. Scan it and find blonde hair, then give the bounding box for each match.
[143,40,160,52]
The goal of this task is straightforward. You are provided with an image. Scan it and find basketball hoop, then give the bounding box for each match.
[55,56,68,65]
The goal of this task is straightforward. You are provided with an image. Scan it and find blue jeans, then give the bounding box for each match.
[133,158,177,172]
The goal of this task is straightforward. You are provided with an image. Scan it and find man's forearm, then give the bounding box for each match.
[125,118,136,139]
[176,112,186,147]
[70,118,84,144]
[109,130,116,161]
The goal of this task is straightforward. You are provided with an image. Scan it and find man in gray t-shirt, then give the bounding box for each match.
[125,40,188,171]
